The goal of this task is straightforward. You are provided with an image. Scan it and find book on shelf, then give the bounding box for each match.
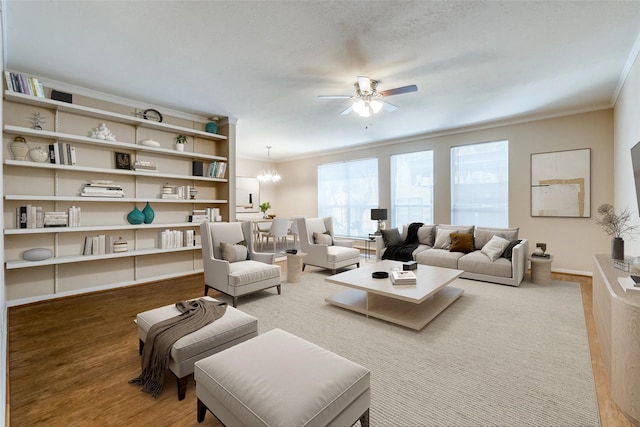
[390,270,417,285]
[4,72,46,98]
[83,234,113,256]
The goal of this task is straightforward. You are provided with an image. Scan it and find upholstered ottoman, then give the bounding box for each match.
[194,328,371,426]
[136,296,258,400]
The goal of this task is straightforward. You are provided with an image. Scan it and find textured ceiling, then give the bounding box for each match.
[4,1,640,161]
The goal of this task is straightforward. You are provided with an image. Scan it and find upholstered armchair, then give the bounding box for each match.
[201,221,281,307]
[296,217,360,274]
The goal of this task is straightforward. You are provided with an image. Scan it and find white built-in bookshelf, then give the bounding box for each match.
[3,76,234,305]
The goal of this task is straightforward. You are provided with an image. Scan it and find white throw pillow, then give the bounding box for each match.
[220,241,248,263]
[481,235,511,262]
[417,225,435,246]
[433,228,459,249]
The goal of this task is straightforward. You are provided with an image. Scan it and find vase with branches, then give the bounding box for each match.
[596,203,639,259]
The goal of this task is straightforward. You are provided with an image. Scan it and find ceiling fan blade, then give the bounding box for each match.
[357,76,372,92]
[318,95,352,99]
[382,100,398,112]
[340,106,353,115]
[378,84,418,97]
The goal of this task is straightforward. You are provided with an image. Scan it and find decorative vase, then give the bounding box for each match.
[126,205,145,225]
[29,146,49,163]
[205,122,218,134]
[176,143,185,152]
[612,237,624,260]
[10,136,29,160]
[142,202,155,224]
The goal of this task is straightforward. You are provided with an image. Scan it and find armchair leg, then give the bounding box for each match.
[357,408,370,427]
[204,284,210,296]
[232,296,238,308]
[277,284,281,295]
[302,263,306,271]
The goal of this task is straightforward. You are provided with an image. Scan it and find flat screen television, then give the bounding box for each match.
[631,141,640,214]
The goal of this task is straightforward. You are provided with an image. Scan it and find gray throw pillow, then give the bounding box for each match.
[417,225,435,246]
[380,228,403,246]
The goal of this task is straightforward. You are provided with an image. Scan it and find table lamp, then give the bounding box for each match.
[371,208,388,234]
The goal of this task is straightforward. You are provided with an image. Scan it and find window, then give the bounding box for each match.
[390,151,434,229]
[451,140,508,227]
[318,158,378,238]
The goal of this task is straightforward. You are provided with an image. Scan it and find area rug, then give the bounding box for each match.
[232,272,600,426]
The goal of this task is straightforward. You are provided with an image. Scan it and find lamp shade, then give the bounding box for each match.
[371,208,388,221]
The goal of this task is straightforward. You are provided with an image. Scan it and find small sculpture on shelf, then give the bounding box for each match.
[31,112,46,130]
[89,123,117,141]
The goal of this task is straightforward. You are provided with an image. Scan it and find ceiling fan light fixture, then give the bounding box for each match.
[370,99,383,113]
[352,100,367,115]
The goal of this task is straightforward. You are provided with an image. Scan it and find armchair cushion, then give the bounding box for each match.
[228,261,281,287]
[220,242,248,263]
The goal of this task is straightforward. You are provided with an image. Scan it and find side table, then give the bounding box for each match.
[281,251,307,283]
[364,233,378,262]
[529,255,553,285]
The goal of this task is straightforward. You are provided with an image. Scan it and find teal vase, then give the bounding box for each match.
[142,202,155,224]
[126,205,145,225]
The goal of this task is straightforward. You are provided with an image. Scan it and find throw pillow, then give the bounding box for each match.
[502,239,522,260]
[220,241,248,263]
[481,235,511,262]
[433,227,459,250]
[417,225,435,246]
[380,228,403,246]
[474,227,519,250]
[313,231,333,245]
[449,233,474,253]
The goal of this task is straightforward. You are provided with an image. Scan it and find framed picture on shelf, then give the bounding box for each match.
[115,152,131,170]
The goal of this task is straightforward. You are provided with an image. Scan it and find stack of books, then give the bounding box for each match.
[80,180,124,198]
[390,270,417,285]
[48,142,76,165]
[206,161,227,178]
[189,209,210,223]
[44,211,68,228]
[133,160,158,172]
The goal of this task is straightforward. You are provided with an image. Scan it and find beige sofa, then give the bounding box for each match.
[375,224,529,286]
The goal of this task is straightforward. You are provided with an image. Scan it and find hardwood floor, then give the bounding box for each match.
[6,266,633,426]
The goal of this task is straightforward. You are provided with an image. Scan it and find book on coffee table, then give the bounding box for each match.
[390,270,417,285]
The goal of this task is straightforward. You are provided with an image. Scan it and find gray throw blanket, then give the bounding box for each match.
[129,298,227,398]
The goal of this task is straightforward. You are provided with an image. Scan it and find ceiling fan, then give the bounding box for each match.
[318,76,418,117]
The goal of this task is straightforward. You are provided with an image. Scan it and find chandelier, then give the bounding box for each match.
[257,146,281,183]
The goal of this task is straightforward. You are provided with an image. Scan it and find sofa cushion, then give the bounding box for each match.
[417,225,435,246]
[502,239,522,260]
[380,228,403,246]
[458,251,513,278]
[481,235,511,261]
[449,233,474,253]
[313,231,333,245]
[474,226,519,250]
[415,248,465,269]
[220,241,248,263]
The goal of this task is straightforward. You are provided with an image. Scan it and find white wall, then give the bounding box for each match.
[235,158,280,220]
[240,109,615,275]
[614,46,640,258]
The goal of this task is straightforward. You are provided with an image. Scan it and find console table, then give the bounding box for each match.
[592,254,640,425]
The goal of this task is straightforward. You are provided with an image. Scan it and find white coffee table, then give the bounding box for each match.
[325,260,464,330]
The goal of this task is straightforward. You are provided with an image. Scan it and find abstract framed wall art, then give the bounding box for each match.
[530,148,591,217]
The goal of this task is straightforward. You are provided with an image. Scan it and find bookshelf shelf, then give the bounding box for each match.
[6,245,203,270]
[3,78,234,304]
[5,222,206,235]
[4,90,227,141]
